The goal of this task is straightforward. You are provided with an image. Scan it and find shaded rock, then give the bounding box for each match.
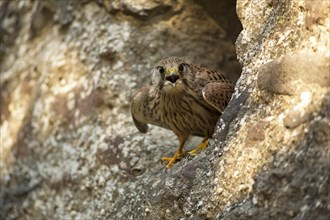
[213,87,250,142]
[112,158,214,219]
[195,0,242,43]
[0,0,21,59]
[30,0,56,38]
[319,91,330,119]
[220,101,330,220]
[99,0,173,18]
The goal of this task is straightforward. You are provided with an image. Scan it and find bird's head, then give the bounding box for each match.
[152,57,193,92]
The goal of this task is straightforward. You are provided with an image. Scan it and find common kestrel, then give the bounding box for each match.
[131,57,234,169]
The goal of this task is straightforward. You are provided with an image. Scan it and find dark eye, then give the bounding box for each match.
[157,66,165,74]
[178,64,184,72]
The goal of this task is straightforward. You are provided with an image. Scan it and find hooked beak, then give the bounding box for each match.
[165,68,180,86]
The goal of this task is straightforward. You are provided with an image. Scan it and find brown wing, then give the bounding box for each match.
[193,65,234,112]
[130,87,149,133]
[132,114,148,133]
[202,82,234,112]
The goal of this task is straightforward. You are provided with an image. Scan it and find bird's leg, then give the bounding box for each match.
[188,136,208,156]
[161,138,187,169]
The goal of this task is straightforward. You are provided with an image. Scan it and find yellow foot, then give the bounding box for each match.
[189,139,208,156]
[161,150,188,169]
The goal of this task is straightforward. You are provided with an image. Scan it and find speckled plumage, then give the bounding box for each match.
[131,57,234,168]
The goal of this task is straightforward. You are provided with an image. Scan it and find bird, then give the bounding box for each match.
[131,57,234,169]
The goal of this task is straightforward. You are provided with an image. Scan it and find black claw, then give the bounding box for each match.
[162,166,169,173]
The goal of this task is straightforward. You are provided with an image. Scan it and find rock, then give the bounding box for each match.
[100,0,173,19]
[1,0,329,219]
[220,108,330,220]
[1,0,241,218]
[213,87,250,142]
[282,91,321,129]
[257,52,330,95]
[0,0,20,55]
[219,0,330,219]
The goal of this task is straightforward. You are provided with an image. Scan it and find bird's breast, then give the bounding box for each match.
[157,90,220,136]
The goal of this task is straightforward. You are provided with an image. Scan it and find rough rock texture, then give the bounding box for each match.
[0,0,329,219]
[257,52,330,95]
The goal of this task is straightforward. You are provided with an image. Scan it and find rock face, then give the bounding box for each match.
[0,0,329,219]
